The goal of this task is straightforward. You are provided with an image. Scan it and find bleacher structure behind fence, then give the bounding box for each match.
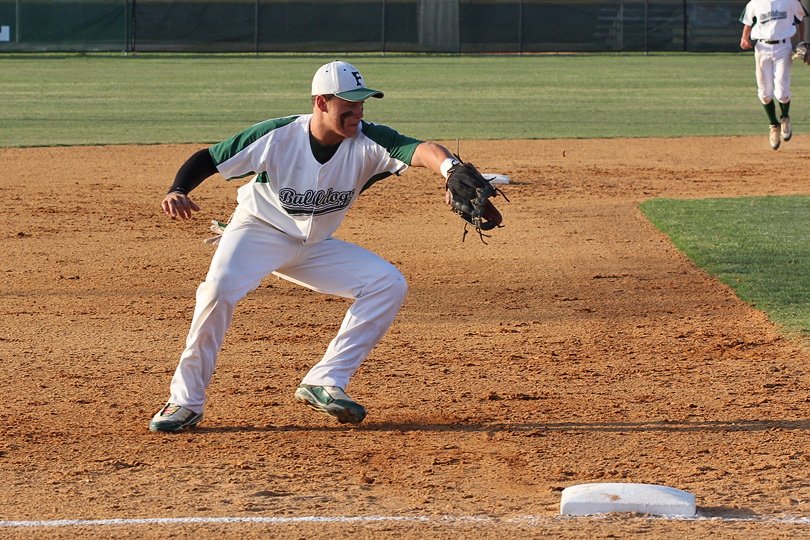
[0,0,771,54]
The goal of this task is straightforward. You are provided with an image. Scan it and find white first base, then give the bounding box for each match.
[560,483,696,516]
[483,173,509,184]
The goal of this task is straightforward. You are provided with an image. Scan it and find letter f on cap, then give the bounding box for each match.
[311,60,384,102]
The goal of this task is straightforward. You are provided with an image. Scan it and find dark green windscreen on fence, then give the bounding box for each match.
[0,0,757,54]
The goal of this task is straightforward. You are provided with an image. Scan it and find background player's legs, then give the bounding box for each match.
[274,238,408,390]
[773,43,794,141]
[168,211,299,411]
[755,45,781,149]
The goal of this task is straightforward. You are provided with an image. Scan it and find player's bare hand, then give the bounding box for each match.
[162,192,200,220]
[740,37,752,50]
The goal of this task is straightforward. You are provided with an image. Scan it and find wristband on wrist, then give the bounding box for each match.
[440,157,460,179]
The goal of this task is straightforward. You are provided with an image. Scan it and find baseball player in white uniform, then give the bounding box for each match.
[150,60,465,432]
[740,0,807,149]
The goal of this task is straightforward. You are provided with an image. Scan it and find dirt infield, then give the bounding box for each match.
[4,136,810,539]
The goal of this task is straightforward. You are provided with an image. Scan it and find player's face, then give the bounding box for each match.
[327,97,364,139]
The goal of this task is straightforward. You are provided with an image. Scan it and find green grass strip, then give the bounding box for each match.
[640,196,810,340]
[2,52,808,147]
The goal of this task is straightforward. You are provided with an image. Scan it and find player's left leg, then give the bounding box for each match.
[274,238,407,422]
[774,42,794,141]
[779,100,792,141]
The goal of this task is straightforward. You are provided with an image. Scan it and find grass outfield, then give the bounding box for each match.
[2,52,809,147]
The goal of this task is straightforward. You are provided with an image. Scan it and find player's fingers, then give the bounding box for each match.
[174,201,187,219]
[175,196,201,220]
[161,198,177,218]
[174,197,193,220]
[162,193,196,220]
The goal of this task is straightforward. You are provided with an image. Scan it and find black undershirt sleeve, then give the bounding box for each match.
[167,148,219,195]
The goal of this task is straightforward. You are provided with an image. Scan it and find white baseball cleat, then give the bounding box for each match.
[294,384,366,424]
[770,124,781,150]
[149,402,203,432]
[781,116,792,141]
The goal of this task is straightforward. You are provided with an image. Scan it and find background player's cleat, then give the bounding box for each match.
[294,384,367,424]
[149,403,203,432]
[770,124,781,150]
[781,117,792,141]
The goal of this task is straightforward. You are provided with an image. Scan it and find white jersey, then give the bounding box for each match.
[741,0,806,41]
[209,114,421,244]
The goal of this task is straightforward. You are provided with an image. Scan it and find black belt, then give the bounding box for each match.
[761,39,786,44]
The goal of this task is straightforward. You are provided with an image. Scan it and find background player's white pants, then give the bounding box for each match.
[168,209,407,413]
[755,41,794,105]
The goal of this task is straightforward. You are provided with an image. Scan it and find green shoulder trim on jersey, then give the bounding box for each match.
[739,6,758,25]
[360,121,422,165]
[209,116,300,168]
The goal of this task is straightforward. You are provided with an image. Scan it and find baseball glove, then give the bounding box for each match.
[793,41,810,66]
[445,154,508,243]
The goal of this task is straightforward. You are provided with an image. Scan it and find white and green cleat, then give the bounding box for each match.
[294,384,366,424]
[149,403,203,433]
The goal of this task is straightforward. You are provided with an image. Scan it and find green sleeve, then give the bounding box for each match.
[360,122,422,165]
[208,116,300,167]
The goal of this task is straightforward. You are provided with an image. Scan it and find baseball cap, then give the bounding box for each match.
[311,60,384,102]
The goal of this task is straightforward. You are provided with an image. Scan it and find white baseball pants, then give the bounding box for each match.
[168,209,408,413]
[755,40,794,104]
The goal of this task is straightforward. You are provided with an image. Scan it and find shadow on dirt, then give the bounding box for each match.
[189,418,810,434]
[697,506,759,519]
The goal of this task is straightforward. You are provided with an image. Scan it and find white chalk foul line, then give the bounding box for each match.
[3,514,810,528]
[0,516,482,528]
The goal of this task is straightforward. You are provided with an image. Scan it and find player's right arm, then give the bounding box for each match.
[741,24,753,50]
[739,3,755,50]
[162,148,218,220]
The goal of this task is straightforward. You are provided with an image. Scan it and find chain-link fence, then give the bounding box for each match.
[0,0,773,54]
